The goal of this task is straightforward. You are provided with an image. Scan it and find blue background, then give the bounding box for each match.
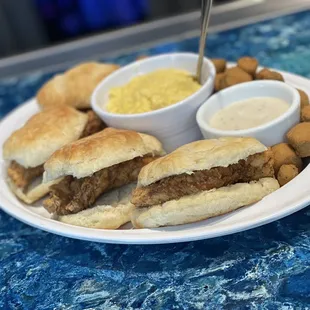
[1,10,310,309]
[35,0,148,40]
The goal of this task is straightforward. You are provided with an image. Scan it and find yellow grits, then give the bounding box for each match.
[106,68,201,114]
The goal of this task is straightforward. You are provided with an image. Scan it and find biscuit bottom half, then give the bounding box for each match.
[131,178,280,229]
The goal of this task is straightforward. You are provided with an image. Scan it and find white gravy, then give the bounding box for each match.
[209,97,290,131]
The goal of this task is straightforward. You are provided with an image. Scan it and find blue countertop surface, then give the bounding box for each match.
[1,10,310,309]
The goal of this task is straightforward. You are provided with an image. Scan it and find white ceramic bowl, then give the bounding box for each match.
[196,80,300,146]
[91,53,216,152]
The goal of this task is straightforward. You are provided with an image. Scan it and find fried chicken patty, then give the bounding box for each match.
[7,110,104,191]
[44,156,157,215]
[7,161,44,190]
[132,150,274,208]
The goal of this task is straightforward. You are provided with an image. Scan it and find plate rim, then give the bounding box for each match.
[1,67,310,244]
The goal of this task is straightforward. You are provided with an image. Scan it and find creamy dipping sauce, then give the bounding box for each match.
[209,97,290,131]
[106,69,201,114]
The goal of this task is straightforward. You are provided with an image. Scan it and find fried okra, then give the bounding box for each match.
[271,143,302,173]
[220,67,253,89]
[297,89,309,109]
[301,105,310,122]
[256,68,284,82]
[211,58,227,74]
[287,123,310,158]
[277,164,299,186]
[237,57,258,77]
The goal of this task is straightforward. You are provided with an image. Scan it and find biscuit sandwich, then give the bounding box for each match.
[131,137,280,228]
[37,62,120,110]
[42,128,165,229]
[36,62,118,133]
[3,106,102,204]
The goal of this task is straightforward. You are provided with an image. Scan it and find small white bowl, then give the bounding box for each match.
[196,80,300,146]
[91,53,216,152]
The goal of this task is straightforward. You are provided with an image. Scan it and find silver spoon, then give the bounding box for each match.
[196,0,213,84]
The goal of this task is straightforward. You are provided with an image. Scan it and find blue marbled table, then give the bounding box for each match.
[2,10,310,309]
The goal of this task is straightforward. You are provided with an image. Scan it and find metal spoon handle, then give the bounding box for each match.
[196,0,213,84]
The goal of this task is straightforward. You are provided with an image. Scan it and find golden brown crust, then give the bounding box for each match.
[256,68,284,81]
[211,58,227,73]
[287,123,310,157]
[271,143,302,173]
[277,164,299,187]
[220,67,253,89]
[214,73,225,92]
[137,137,267,187]
[237,57,258,77]
[297,89,309,110]
[43,128,165,182]
[3,106,88,168]
[301,105,310,122]
[37,62,120,109]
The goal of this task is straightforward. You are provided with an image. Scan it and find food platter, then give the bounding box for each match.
[1,67,310,244]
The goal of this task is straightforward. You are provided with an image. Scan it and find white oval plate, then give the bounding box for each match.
[1,69,310,244]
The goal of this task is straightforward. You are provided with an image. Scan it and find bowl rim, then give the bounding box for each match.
[91,52,216,119]
[196,80,300,136]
